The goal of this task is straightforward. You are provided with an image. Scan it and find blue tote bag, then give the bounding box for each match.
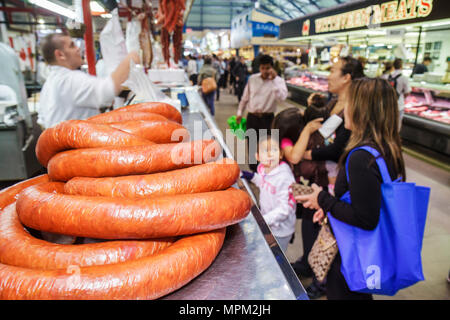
[328,146,430,296]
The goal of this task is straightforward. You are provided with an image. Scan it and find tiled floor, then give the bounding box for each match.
[212,86,450,300]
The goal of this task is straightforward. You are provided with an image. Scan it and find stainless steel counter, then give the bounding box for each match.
[163,88,308,300]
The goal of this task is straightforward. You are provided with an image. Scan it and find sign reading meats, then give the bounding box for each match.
[279,0,450,40]
[315,0,433,34]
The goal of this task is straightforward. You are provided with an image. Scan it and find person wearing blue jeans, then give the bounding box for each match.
[198,56,219,117]
[202,91,215,116]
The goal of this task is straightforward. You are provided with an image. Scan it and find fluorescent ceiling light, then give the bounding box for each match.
[29,0,76,19]
[426,21,450,27]
[90,1,105,12]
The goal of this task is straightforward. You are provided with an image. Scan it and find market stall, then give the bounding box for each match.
[279,0,450,156]
[230,7,305,63]
[161,88,307,299]
[0,67,307,299]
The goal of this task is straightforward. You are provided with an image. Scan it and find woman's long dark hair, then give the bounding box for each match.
[271,108,305,143]
[340,78,406,180]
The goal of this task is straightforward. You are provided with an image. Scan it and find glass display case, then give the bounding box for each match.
[284,68,329,105]
[401,83,450,156]
[404,84,450,125]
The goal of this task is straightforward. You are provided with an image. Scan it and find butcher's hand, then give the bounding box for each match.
[236,115,242,124]
[128,51,140,65]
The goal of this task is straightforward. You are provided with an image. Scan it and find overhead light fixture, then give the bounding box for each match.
[38,18,45,24]
[255,1,260,9]
[29,0,76,19]
[426,20,450,28]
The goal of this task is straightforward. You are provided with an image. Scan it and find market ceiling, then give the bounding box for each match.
[4,0,356,30]
[185,0,357,30]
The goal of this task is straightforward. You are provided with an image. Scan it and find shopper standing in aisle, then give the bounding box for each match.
[196,54,204,73]
[198,56,219,116]
[187,55,198,85]
[38,33,140,129]
[251,52,263,74]
[232,56,248,102]
[381,61,394,79]
[388,58,411,130]
[287,56,364,299]
[296,78,406,300]
[236,54,288,171]
[229,56,237,94]
[212,54,222,101]
[222,58,229,90]
[301,57,365,163]
[412,56,432,75]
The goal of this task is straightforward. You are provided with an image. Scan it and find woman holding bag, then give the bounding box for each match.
[296,78,406,300]
[198,56,218,116]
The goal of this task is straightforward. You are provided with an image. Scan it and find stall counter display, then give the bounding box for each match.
[285,69,329,105]
[286,72,329,92]
[405,86,450,125]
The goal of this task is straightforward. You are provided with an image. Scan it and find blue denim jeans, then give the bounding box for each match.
[202,91,216,116]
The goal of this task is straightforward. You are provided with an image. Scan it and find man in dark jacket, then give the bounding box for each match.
[412,57,432,75]
[232,56,248,102]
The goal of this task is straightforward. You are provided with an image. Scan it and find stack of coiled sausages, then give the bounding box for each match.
[0,102,251,299]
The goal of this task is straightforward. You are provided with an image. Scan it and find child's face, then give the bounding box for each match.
[256,138,282,172]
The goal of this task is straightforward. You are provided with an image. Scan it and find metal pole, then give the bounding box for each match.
[82,0,96,75]
[411,26,422,78]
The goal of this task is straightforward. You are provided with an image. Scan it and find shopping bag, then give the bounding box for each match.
[201,77,217,94]
[328,146,430,296]
[227,115,247,140]
[99,8,128,76]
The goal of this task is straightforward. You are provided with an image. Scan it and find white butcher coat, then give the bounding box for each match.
[38,65,115,128]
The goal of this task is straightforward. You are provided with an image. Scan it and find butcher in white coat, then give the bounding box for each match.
[37,33,139,129]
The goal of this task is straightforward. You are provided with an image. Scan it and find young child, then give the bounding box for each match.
[241,135,297,253]
[271,98,329,299]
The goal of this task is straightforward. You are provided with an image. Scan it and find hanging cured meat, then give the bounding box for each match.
[125,0,154,69]
[157,0,185,67]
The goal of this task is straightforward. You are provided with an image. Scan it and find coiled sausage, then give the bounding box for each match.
[0,174,49,210]
[64,158,239,198]
[88,111,169,124]
[112,102,182,124]
[16,183,251,239]
[0,203,174,269]
[109,120,189,144]
[47,140,221,181]
[0,103,251,299]
[35,120,154,167]
[0,228,225,300]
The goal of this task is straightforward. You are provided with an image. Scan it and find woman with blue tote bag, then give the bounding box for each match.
[296,78,430,300]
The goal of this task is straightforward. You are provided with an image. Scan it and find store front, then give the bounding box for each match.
[230,7,306,65]
[279,0,450,156]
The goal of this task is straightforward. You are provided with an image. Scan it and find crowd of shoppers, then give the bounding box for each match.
[239,54,413,300]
